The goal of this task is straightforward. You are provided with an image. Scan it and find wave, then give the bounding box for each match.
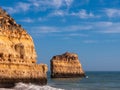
[14,82,64,90]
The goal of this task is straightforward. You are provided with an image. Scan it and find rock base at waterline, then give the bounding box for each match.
[0,64,48,88]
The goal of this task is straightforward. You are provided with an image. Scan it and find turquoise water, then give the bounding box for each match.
[47,71,120,90]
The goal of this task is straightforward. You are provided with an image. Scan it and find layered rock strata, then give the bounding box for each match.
[51,52,85,78]
[0,7,48,87]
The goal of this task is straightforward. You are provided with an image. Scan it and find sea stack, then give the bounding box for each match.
[0,7,48,87]
[50,52,85,78]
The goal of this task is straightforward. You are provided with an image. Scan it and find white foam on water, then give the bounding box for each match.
[14,82,64,90]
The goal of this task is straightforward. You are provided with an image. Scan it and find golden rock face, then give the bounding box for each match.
[0,8,36,64]
[51,52,85,78]
[0,7,48,86]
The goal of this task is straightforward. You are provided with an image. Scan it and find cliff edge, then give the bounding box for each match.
[0,7,47,87]
[50,52,85,78]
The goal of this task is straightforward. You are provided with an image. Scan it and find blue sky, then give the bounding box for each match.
[0,0,120,71]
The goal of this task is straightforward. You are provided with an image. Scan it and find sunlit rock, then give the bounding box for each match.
[51,52,85,78]
[0,7,48,87]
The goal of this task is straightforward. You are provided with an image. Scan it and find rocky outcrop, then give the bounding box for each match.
[0,7,48,87]
[51,52,85,78]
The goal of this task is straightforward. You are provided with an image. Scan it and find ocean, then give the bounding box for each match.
[1,71,120,90]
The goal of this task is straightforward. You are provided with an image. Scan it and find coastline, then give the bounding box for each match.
[0,71,120,90]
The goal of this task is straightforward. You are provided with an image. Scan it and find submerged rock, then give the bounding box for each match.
[50,52,85,78]
[0,7,48,87]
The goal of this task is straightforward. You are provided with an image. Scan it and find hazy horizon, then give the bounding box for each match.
[0,0,120,71]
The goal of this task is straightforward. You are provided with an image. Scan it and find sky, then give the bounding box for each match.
[0,0,120,71]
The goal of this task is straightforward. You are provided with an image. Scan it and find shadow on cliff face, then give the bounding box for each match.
[51,78,83,82]
[0,83,15,88]
[0,78,47,88]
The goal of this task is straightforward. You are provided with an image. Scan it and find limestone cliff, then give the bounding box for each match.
[0,7,47,87]
[51,52,85,78]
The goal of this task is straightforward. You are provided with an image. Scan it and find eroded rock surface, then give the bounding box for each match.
[0,7,48,87]
[51,52,85,78]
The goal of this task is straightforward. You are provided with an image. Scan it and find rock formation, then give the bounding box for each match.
[51,52,85,78]
[0,7,48,87]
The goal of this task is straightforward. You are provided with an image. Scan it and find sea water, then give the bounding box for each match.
[1,71,120,90]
